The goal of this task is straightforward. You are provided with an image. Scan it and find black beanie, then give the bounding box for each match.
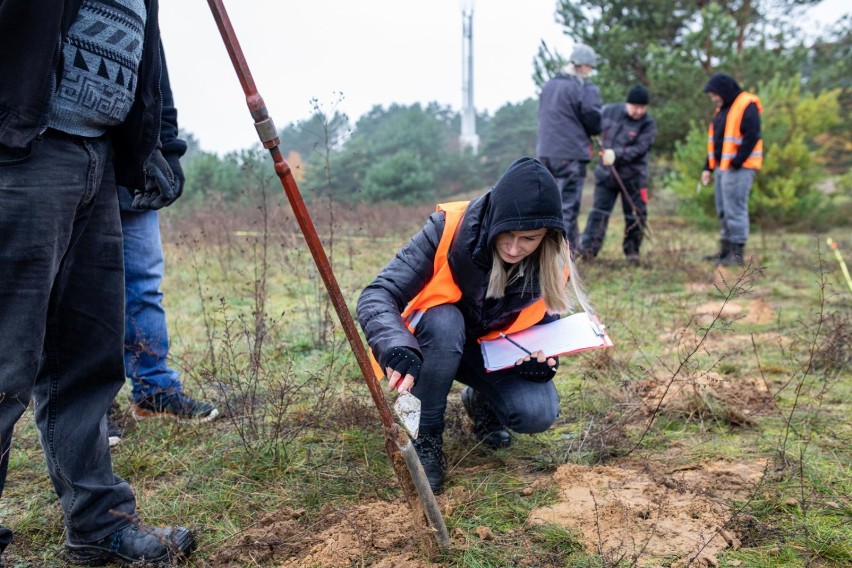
[627,85,649,105]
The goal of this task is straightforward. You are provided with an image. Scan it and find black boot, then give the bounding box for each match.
[412,432,447,494]
[703,239,731,262]
[461,387,511,449]
[719,242,745,266]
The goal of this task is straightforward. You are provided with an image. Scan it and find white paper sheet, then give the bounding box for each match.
[480,312,613,371]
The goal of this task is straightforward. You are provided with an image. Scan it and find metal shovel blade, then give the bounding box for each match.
[393,391,421,439]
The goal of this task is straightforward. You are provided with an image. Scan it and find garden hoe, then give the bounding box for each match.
[204,0,449,552]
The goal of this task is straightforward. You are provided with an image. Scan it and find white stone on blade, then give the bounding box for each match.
[394,392,421,439]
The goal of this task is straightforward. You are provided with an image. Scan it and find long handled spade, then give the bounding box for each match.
[204,0,449,551]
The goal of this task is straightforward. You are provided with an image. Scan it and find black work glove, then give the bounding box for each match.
[133,149,185,210]
[380,346,423,385]
[515,356,559,383]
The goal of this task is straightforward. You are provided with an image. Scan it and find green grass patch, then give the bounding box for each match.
[3,203,849,566]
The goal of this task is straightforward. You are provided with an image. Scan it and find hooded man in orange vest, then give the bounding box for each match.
[700,73,763,266]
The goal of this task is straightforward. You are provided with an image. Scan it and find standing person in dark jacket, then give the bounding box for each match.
[357,157,589,494]
[537,44,603,250]
[0,0,194,564]
[578,85,657,265]
[700,72,763,266]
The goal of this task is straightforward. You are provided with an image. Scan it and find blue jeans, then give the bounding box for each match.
[411,305,560,435]
[0,131,136,550]
[714,168,755,245]
[119,206,182,402]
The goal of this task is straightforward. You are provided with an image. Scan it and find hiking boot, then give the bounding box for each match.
[412,432,447,494]
[461,387,511,449]
[703,239,731,262]
[107,402,123,447]
[626,253,640,267]
[64,523,195,566]
[718,242,745,266]
[132,392,219,424]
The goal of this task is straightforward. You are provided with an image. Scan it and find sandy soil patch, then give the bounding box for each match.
[630,371,775,424]
[529,460,767,567]
[210,501,438,567]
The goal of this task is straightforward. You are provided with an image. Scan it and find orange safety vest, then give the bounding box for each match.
[706,91,763,171]
[369,201,562,378]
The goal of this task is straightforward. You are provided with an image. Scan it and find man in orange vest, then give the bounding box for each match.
[700,73,763,266]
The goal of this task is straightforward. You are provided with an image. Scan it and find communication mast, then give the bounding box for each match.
[460,0,479,154]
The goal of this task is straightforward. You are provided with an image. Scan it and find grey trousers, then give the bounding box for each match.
[714,167,756,245]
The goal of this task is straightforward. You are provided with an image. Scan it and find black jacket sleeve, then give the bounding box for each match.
[356,211,446,364]
[158,41,187,158]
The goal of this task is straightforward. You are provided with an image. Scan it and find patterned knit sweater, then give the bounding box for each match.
[47,0,147,137]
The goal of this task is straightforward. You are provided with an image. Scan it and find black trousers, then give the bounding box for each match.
[579,172,647,257]
[0,131,136,550]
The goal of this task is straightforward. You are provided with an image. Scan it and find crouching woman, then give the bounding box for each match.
[356,157,580,493]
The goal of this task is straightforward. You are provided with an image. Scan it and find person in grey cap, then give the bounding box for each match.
[536,43,603,252]
[578,85,657,265]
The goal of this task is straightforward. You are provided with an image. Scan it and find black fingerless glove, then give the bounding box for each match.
[380,346,423,384]
[515,357,559,383]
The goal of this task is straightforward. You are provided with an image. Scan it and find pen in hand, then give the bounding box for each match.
[499,332,533,356]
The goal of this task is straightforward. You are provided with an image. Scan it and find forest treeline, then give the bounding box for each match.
[179,0,851,230]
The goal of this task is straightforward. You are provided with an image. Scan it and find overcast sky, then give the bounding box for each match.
[159,1,846,156]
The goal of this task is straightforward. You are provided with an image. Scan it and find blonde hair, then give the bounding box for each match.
[486,230,589,315]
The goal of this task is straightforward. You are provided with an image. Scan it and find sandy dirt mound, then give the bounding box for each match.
[205,454,770,567]
[630,371,775,424]
[529,460,767,567]
[210,500,439,567]
[692,298,775,327]
[740,297,775,325]
[656,297,785,358]
[274,500,439,568]
[208,507,304,565]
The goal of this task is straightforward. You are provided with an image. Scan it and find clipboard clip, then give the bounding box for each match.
[588,314,606,337]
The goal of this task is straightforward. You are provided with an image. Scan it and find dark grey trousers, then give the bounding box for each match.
[0,131,136,551]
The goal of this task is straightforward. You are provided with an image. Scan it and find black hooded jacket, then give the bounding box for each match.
[357,157,565,364]
[702,73,761,170]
